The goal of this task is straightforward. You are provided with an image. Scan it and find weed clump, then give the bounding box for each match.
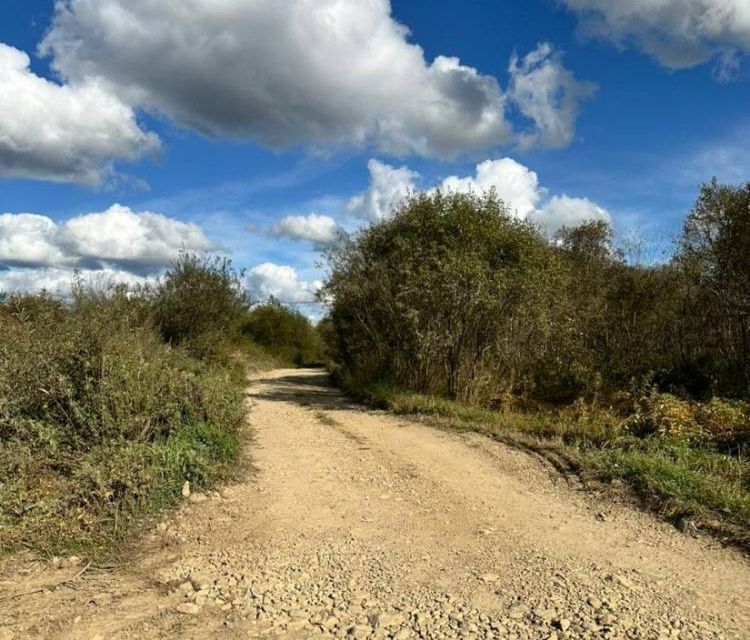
[628,389,700,441]
[696,398,750,453]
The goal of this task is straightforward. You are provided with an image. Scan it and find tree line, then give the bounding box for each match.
[322,179,750,406]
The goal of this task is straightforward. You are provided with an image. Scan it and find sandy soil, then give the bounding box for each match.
[0,368,748,640]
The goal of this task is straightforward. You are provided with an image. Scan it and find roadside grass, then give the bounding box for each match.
[350,381,750,547]
[0,421,242,557]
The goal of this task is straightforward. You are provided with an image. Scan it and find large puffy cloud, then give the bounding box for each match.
[530,194,610,232]
[247,263,321,303]
[439,158,544,218]
[0,44,158,185]
[41,1,590,157]
[270,214,343,246]
[347,159,419,221]
[0,214,69,269]
[349,157,611,234]
[562,0,750,75]
[508,43,597,149]
[61,205,216,271]
[348,158,544,221]
[0,205,216,293]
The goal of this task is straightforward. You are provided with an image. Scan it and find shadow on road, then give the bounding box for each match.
[250,369,363,412]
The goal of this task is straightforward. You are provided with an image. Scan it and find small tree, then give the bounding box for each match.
[243,298,324,365]
[678,179,750,395]
[323,190,558,401]
[151,253,250,358]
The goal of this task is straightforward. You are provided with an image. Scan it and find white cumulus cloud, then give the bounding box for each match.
[562,0,750,76]
[508,43,597,149]
[270,214,343,245]
[439,158,545,219]
[347,159,419,221]
[61,205,216,271]
[350,157,611,234]
[0,43,158,185]
[0,214,70,269]
[530,194,611,232]
[248,263,321,303]
[0,205,216,293]
[41,0,591,158]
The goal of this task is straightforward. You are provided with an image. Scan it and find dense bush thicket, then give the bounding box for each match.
[324,182,750,452]
[150,253,250,359]
[324,191,556,402]
[0,256,250,554]
[325,182,750,400]
[243,298,325,366]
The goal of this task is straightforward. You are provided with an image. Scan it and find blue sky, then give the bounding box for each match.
[1,0,749,306]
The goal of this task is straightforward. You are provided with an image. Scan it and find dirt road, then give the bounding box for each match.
[1,369,749,639]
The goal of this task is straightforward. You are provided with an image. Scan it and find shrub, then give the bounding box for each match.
[696,398,750,452]
[324,179,750,405]
[150,253,250,359]
[0,290,206,448]
[323,190,559,401]
[0,284,246,554]
[243,298,325,366]
[629,389,701,441]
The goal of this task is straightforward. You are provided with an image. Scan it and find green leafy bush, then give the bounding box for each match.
[325,180,750,404]
[150,253,250,359]
[0,290,207,449]
[323,190,559,401]
[243,298,325,366]
[0,281,246,555]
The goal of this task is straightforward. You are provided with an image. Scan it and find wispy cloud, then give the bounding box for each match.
[138,159,328,218]
[676,125,750,186]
